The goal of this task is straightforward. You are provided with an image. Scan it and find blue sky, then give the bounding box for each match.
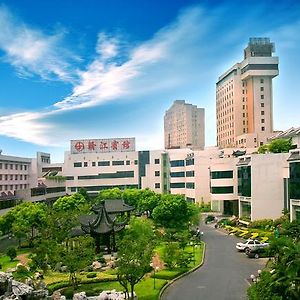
[0,0,300,162]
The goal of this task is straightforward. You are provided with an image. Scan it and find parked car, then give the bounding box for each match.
[236,239,269,252]
[245,246,270,259]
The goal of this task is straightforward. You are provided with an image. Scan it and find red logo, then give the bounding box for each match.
[99,142,108,150]
[74,142,84,152]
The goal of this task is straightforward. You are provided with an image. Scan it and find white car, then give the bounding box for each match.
[236,239,269,252]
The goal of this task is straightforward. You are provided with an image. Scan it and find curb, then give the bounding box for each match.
[159,242,206,300]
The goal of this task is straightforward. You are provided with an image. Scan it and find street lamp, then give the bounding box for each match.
[150,263,159,289]
[190,242,196,265]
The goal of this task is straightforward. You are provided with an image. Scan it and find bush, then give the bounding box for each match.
[6,247,17,261]
[205,215,215,223]
[249,219,274,230]
[86,272,97,278]
[161,242,178,268]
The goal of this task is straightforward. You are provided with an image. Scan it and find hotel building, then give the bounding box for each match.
[216,38,279,148]
[164,100,205,150]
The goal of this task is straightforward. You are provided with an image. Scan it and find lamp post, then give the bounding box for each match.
[150,263,159,289]
[190,241,196,265]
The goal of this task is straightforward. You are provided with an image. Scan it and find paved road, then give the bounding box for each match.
[162,223,266,300]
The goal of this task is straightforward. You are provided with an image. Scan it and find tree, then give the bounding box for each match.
[53,193,88,211]
[58,236,95,288]
[268,138,293,153]
[258,138,293,154]
[117,217,156,299]
[138,194,160,215]
[10,202,47,245]
[152,194,195,229]
[95,188,123,202]
[78,187,91,203]
[6,247,17,261]
[248,237,300,299]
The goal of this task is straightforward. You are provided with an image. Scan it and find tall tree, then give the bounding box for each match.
[152,194,195,229]
[117,217,156,299]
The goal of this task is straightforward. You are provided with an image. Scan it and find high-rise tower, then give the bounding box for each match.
[216,38,279,148]
[164,100,205,150]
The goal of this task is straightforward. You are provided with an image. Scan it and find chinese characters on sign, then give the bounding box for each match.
[71,138,136,154]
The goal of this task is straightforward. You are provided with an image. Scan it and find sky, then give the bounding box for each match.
[0,0,300,162]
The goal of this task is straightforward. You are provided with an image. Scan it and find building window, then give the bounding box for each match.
[238,166,251,197]
[0,163,2,169]
[5,175,8,180]
[83,162,88,167]
[0,175,2,180]
[170,160,185,167]
[112,160,125,166]
[134,160,138,165]
[254,138,257,143]
[186,182,195,189]
[261,127,265,131]
[261,119,265,123]
[15,164,18,170]
[243,113,245,117]
[5,164,8,169]
[261,95,264,99]
[155,171,160,176]
[260,142,263,146]
[260,78,264,83]
[74,162,82,167]
[260,87,264,91]
[186,170,195,177]
[10,175,13,180]
[10,164,13,170]
[92,162,96,167]
[126,160,130,165]
[155,183,160,188]
[170,171,185,177]
[24,165,27,171]
[154,159,160,164]
[20,165,23,171]
[20,175,23,180]
[170,182,185,188]
[261,111,265,115]
[211,170,233,179]
[211,186,234,194]
[98,161,110,166]
[261,103,264,107]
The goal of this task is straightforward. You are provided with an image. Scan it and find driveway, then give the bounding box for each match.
[162,223,266,300]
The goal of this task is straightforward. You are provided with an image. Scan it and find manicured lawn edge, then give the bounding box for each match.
[158,242,206,300]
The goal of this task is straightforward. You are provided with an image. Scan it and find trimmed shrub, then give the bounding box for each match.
[6,247,17,261]
[86,272,97,278]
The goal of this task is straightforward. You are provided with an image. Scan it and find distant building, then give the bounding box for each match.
[63,138,168,196]
[216,38,279,148]
[164,100,205,150]
[0,153,34,210]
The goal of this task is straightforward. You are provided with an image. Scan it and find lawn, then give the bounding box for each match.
[59,277,167,300]
[0,248,31,271]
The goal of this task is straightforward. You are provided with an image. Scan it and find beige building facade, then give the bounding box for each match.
[216,38,279,149]
[164,100,205,150]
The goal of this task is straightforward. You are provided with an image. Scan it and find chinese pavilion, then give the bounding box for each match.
[71,200,134,253]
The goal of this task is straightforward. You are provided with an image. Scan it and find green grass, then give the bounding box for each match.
[0,255,19,271]
[59,277,167,300]
[0,248,31,271]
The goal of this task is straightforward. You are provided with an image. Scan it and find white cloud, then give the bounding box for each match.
[0,111,55,145]
[0,5,78,82]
